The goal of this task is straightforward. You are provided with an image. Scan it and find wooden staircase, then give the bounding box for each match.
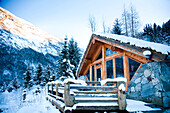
[46,79,127,113]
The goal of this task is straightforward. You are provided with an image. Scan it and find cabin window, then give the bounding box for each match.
[115,56,124,78]
[97,68,101,81]
[92,66,95,81]
[106,48,117,56]
[106,59,113,78]
[128,58,140,80]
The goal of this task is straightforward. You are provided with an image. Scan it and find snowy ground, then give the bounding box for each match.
[126,99,161,112]
[0,86,169,113]
[0,86,60,113]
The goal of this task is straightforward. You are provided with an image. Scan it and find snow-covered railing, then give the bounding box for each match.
[46,78,127,113]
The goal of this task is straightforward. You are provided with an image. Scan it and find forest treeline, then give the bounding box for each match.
[89,5,170,45]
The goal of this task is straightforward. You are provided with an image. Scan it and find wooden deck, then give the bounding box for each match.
[46,79,127,113]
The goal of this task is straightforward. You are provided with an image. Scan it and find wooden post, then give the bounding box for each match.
[64,82,74,107]
[56,84,60,96]
[90,65,92,82]
[102,45,106,80]
[113,58,116,79]
[90,65,92,86]
[123,53,129,90]
[94,65,97,86]
[47,84,49,93]
[51,83,54,94]
[117,82,127,110]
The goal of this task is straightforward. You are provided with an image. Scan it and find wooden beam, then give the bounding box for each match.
[92,39,103,45]
[123,53,129,91]
[92,45,102,62]
[129,63,143,84]
[102,45,107,80]
[83,52,122,76]
[94,37,145,58]
[104,44,111,50]
[85,75,89,81]
[125,51,149,64]
[105,44,123,52]
[113,58,116,79]
[84,59,91,64]
[96,64,102,69]
[83,63,91,75]
[90,65,92,82]
[106,52,123,61]
[94,65,97,82]
[92,59,102,65]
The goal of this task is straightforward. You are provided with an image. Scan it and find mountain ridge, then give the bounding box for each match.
[0,7,63,43]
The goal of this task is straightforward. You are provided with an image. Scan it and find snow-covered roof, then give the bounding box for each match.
[94,32,170,55]
[76,32,169,77]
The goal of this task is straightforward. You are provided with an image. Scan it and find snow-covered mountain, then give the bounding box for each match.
[0,7,63,86]
[0,7,62,43]
[0,7,63,56]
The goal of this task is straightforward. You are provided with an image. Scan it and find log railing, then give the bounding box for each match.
[47,79,127,112]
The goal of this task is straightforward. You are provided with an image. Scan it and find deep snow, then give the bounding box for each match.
[0,84,167,113]
[0,86,60,113]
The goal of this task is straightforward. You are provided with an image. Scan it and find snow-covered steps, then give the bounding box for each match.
[75,93,117,98]
[47,78,127,112]
[75,97,118,103]
[73,90,117,94]
[72,102,119,111]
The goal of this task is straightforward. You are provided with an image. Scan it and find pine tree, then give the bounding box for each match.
[68,38,81,78]
[44,64,52,83]
[111,18,122,35]
[35,63,43,85]
[12,76,20,90]
[24,67,32,88]
[40,64,52,86]
[141,20,169,45]
[153,23,157,38]
[57,36,71,79]
[162,20,170,44]
[143,24,153,41]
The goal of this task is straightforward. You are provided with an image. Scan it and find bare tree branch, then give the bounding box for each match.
[89,15,96,32]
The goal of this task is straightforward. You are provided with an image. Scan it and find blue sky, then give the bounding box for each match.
[1,0,170,48]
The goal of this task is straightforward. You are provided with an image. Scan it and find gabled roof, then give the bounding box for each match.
[77,33,170,77]
[94,32,170,55]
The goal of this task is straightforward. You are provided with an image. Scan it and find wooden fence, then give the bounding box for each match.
[46,79,127,113]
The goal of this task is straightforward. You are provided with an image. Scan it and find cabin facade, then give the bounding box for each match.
[77,33,169,87]
[77,33,170,107]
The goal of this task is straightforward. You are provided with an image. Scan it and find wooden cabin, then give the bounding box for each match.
[77,33,170,89]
